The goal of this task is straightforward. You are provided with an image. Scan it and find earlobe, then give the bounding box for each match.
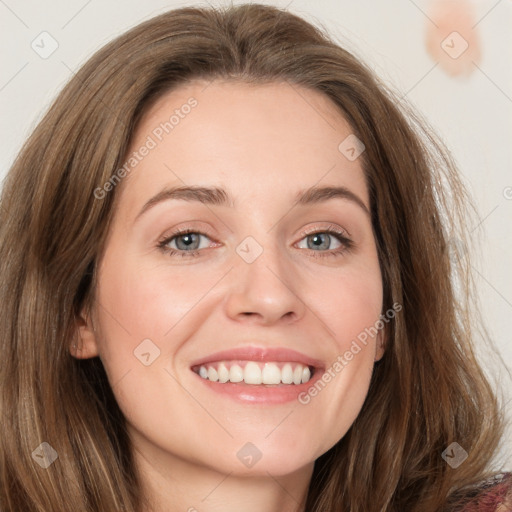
[374,330,386,362]
[70,309,100,359]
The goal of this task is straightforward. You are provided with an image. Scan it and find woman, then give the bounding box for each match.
[0,4,510,511]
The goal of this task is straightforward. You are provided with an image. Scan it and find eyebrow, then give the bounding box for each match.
[134,184,370,223]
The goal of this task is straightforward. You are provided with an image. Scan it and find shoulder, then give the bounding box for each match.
[453,473,512,512]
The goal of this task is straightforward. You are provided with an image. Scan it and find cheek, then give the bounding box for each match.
[309,262,383,347]
[92,249,229,384]
[96,252,221,340]
[296,263,383,447]
[91,252,208,430]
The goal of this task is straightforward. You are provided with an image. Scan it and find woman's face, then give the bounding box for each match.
[76,80,384,477]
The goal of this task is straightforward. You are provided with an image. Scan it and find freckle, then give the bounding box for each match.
[425,0,481,78]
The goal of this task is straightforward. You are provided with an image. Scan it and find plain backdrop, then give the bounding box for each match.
[1,0,511,467]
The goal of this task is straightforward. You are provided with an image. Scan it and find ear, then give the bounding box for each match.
[374,328,387,362]
[70,307,101,359]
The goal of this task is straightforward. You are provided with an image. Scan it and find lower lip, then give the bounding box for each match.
[191,369,324,404]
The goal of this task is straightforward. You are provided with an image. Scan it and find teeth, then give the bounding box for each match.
[218,363,229,383]
[293,365,303,385]
[261,362,281,385]
[229,364,244,383]
[244,362,262,384]
[281,363,293,384]
[195,361,314,385]
[207,366,219,382]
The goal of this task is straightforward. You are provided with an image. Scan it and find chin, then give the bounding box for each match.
[204,442,318,478]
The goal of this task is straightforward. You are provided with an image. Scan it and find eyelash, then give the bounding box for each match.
[157,225,354,259]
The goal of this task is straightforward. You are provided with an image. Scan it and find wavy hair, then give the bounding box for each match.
[0,4,508,511]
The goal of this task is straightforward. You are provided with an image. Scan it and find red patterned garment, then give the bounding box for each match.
[455,473,512,511]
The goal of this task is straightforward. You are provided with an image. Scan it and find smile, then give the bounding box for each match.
[189,345,325,403]
[192,360,314,385]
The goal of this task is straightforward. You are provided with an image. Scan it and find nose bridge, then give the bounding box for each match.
[224,232,305,324]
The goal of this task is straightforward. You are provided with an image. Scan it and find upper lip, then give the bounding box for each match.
[190,345,325,370]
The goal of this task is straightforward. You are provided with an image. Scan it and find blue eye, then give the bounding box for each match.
[158,230,212,257]
[157,226,353,259]
[170,232,205,251]
[295,228,353,258]
[298,232,342,251]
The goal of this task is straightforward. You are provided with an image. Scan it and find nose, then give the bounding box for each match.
[223,241,306,325]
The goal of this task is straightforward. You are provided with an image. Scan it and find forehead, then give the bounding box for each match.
[118,80,368,213]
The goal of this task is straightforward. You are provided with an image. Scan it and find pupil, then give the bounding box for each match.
[177,233,199,250]
[309,233,329,250]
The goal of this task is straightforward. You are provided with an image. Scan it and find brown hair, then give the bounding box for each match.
[0,4,508,511]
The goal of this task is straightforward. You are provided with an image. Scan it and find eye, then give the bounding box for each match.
[169,232,207,251]
[157,228,216,257]
[295,226,353,258]
[157,225,353,259]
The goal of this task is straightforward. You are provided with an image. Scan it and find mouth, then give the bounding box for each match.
[189,346,325,403]
[191,360,318,386]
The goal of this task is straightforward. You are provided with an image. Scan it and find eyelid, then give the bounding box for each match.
[157,223,217,245]
[298,223,352,239]
[293,223,354,258]
[157,222,354,259]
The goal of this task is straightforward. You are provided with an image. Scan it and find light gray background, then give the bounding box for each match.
[1,0,511,467]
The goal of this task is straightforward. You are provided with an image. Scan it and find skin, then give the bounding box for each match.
[73,80,385,512]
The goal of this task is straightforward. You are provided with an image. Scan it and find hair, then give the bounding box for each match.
[0,3,509,512]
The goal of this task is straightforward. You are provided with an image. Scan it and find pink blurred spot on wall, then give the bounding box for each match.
[425,0,481,77]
